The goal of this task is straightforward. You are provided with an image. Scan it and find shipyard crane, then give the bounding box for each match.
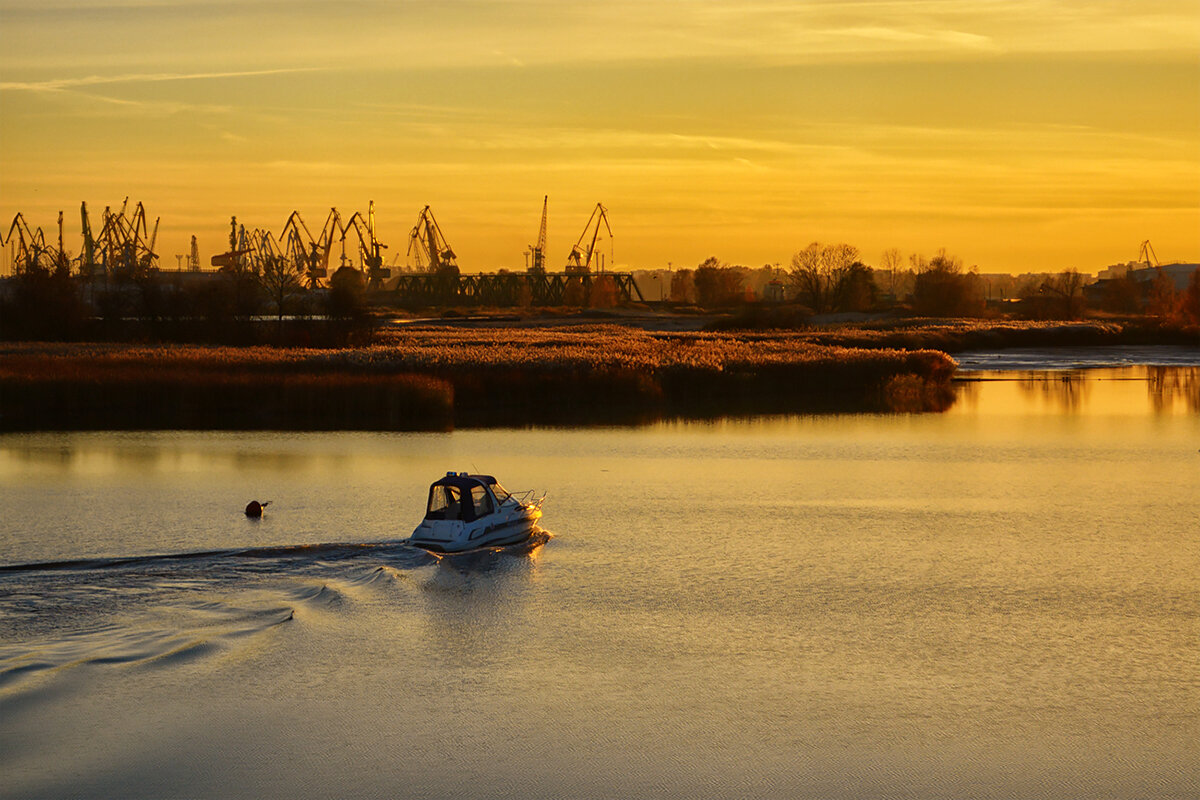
[1138,240,1160,268]
[54,211,71,275]
[144,213,160,271]
[242,227,285,275]
[343,201,390,289]
[211,216,253,271]
[5,213,53,274]
[280,212,318,285]
[280,208,342,288]
[566,202,612,273]
[525,195,548,273]
[406,205,458,276]
[93,199,158,276]
[79,202,97,276]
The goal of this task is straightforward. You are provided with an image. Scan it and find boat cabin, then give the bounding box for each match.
[424,472,509,522]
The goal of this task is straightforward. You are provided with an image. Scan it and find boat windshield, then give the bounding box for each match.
[426,485,463,520]
[471,485,493,518]
[426,481,495,521]
[487,481,509,503]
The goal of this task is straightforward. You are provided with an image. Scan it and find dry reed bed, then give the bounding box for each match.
[0,327,958,429]
[716,317,1199,351]
[0,345,453,431]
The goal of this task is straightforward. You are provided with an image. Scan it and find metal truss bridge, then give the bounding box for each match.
[392,271,644,306]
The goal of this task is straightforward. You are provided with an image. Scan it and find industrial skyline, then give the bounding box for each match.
[2,1,1198,273]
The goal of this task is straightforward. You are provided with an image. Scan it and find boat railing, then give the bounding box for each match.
[508,489,545,509]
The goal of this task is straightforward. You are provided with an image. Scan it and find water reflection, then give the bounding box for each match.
[1,377,1197,800]
[0,432,366,479]
[1016,370,1092,413]
[1148,366,1200,414]
[426,530,552,577]
[954,365,1199,416]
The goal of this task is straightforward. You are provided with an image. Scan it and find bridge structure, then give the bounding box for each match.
[392,271,645,307]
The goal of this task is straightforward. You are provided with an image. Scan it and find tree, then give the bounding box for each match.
[1146,269,1178,319]
[835,262,877,312]
[1020,269,1086,319]
[879,248,903,299]
[1101,275,1141,313]
[1179,269,1200,324]
[327,266,367,320]
[788,242,861,313]
[669,269,695,303]
[693,257,745,307]
[260,254,304,327]
[0,267,88,340]
[912,248,984,317]
[589,274,618,308]
[1045,269,1087,319]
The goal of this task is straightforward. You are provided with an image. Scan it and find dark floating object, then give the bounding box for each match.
[244,500,271,518]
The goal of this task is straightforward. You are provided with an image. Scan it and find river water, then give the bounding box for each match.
[1,358,1197,799]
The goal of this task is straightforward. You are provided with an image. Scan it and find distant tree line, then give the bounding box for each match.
[0,258,373,344]
[663,244,1200,326]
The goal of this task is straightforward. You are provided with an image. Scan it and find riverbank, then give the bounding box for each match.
[0,328,957,430]
[707,315,1199,350]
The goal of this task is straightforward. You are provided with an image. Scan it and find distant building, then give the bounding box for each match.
[1097,261,1197,290]
[1134,263,1199,291]
[1085,262,1198,308]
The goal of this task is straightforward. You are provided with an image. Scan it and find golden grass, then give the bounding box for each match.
[711,316,1199,350]
[0,328,958,429]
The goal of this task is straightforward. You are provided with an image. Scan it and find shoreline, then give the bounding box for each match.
[0,329,957,431]
[4,322,1194,432]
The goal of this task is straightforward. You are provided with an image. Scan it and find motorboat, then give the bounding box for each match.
[407,472,544,553]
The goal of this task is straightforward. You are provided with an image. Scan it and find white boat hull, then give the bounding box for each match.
[408,505,542,553]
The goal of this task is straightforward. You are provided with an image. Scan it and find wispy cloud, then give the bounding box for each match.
[828,26,998,51]
[3,2,1197,78]
[0,67,324,93]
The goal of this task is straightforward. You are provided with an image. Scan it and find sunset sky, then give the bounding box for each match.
[2,1,1198,274]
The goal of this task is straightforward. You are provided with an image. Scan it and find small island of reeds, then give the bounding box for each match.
[0,327,957,431]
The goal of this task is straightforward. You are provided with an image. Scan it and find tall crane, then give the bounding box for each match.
[5,213,52,274]
[1138,240,1160,268]
[91,199,158,276]
[80,202,97,276]
[143,211,160,272]
[211,216,253,271]
[406,205,458,275]
[54,211,70,275]
[281,208,342,288]
[566,202,612,273]
[343,201,390,289]
[526,195,548,273]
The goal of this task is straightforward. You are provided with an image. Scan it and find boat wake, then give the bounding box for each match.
[0,531,552,701]
[0,539,429,576]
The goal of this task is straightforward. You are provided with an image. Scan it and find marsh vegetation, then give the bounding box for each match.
[0,329,957,430]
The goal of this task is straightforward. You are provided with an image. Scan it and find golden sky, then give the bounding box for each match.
[2,1,1198,274]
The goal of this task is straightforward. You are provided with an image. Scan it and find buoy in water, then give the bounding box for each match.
[245,500,270,517]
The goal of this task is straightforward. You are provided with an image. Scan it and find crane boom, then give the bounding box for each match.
[1138,240,1160,267]
[80,202,95,275]
[567,202,612,272]
[407,205,457,275]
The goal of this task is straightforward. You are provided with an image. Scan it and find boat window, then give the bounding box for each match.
[471,485,492,518]
[426,485,463,520]
[487,481,509,503]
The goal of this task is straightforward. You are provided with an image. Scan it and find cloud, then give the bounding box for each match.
[830,25,998,51]
[3,1,1197,78]
[0,67,323,93]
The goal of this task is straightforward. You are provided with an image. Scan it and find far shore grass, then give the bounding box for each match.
[705,314,1199,350]
[0,327,958,431]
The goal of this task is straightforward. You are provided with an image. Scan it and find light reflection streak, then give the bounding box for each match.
[953,366,1199,416]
